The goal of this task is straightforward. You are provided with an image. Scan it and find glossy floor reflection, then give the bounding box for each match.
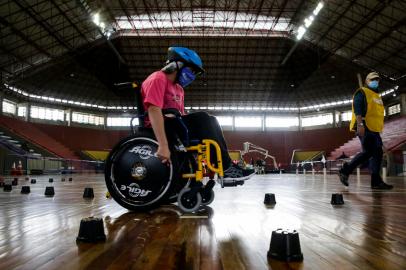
[0,173,405,269]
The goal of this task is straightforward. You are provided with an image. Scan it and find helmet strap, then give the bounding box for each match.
[161,61,184,74]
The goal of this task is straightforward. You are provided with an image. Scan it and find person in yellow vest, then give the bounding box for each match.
[338,72,393,189]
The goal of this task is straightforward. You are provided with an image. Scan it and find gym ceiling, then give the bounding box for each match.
[0,0,405,111]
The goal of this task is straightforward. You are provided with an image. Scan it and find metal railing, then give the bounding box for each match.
[2,153,105,175]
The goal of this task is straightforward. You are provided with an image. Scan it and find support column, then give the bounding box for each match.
[400,93,406,116]
[65,109,72,126]
[338,111,342,127]
[25,103,30,122]
[298,112,302,130]
[104,113,108,130]
[0,92,3,115]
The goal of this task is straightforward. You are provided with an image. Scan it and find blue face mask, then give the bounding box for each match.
[367,80,379,90]
[177,67,196,88]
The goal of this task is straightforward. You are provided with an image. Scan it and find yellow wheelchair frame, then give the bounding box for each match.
[182,139,224,181]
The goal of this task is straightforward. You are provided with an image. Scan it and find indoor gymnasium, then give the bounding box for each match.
[0,1,406,269]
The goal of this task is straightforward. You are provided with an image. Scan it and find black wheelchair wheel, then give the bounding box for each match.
[201,189,215,206]
[177,188,202,213]
[105,131,177,211]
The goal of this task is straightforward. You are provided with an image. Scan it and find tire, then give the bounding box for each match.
[105,131,178,211]
[177,188,202,213]
[201,189,215,206]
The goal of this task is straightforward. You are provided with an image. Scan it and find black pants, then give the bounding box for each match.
[165,112,232,169]
[342,129,383,185]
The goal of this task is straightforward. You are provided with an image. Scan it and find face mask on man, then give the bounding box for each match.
[177,67,196,88]
[367,80,379,90]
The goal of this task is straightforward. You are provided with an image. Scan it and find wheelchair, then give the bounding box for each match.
[105,88,244,213]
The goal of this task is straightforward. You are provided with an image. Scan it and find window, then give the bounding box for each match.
[72,112,104,125]
[18,106,27,117]
[266,116,299,128]
[107,117,137,127]
[215,116,233,126]
[30,106,64,121]
[388,104,401,116]
[235,116,262,128]
[341,111,352,122]
[2,99,16,115]
[302,113,333,127]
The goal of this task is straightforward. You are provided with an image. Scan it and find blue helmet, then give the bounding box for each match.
[167,47,204,74]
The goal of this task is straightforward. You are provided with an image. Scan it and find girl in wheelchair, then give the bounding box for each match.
[105,47,254,212]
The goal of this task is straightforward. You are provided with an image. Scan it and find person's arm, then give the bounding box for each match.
[355,115,365,136]
[353,91,366,136]
[148,105,171,163]
[142,73,171,163]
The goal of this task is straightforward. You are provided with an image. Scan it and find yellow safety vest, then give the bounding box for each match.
[350,87,384,132]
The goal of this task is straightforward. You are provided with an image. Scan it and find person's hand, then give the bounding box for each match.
[156,145,171,164]
[357,125,365,137]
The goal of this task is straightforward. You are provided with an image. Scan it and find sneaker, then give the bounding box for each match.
[223,164,255,181]
[338,163,349,187]
[371,182,393,190]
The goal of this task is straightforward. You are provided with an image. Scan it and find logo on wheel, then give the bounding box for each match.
[120,183,152,198]
[129,145,155,160]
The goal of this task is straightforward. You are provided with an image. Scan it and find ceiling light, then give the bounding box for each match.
[296,26,306,40]
[313,2,324,16]
[304,16,314,28]
[92,13,100,26]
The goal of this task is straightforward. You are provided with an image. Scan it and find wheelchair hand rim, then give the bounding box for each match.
[107,136,173,207]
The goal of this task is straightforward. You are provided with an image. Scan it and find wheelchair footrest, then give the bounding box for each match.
[222,180,245,187]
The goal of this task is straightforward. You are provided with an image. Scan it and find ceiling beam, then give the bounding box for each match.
[315,0,357,46]
[118,0,137,30]
[0,16,52,58]
[102,0,122,31]
[328,1,393,56]
[352,17,406,60]
[50,0,90,42]
[287,0,306,30]
[271,0,289,30]
[0,45,34,69]
[14,0,72,50]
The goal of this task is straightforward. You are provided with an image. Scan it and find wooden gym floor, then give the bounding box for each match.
[0,173,405,270]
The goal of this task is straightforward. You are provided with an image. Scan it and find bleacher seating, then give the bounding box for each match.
[330,116,406,159]
[0,115,79,160]
[82,150,109,161]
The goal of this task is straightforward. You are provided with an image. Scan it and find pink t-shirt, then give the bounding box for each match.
[141,71,185,115]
